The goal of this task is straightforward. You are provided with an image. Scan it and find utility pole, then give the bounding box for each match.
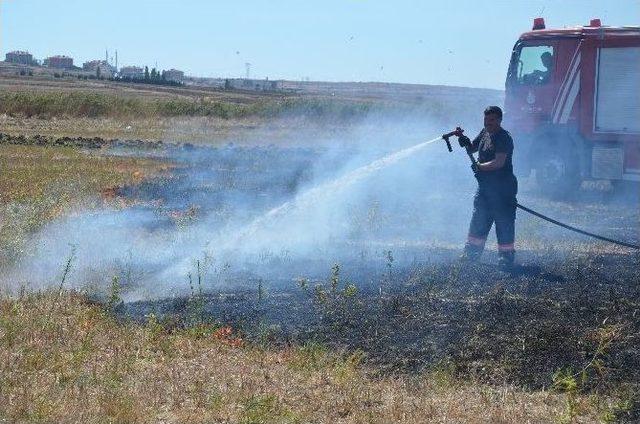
[245,62,251,79]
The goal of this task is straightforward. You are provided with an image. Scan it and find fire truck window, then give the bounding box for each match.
[517,46,554,85]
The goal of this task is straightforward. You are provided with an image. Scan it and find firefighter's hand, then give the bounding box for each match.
[458,135,472,149]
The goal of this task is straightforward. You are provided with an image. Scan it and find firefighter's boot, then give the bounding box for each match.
[460,244,483,263]
[497,250,515,270]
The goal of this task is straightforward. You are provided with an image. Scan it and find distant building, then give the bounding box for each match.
[119,66,144,79]
[225,78,280,91]
[82,60,116,78]
[5,50,35,65]
[44,55,73,69]
[163,68,184,82]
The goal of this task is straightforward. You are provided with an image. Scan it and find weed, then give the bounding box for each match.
[553,369,580,423]
[196,259,203,295]
[290,341,330,372]
[122,251,135,289]
[333,349,365,382]
[299,264,363,335]
[57,247,77,293]
[385,249,394,281]
[600,397,635,423]
[257,279,265,302]
[187,272,205,327]
[206,389,225,413]
[145,313,165,338]
[42,248,76,330]
[429,360,458,390]
[551,323,625,424]
[106,276,122,313]
[183,259,210,326]
[313,284,328,305]
[295,277,309,291]
[242,394,291,424]
[254,321,279,348]
[330,263,340,293]
[211,326,243,347]
[343,283,358,298]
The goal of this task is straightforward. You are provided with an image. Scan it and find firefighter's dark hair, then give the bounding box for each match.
[484,106,503,119]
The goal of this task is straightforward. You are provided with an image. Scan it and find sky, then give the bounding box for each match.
[1,0,638,89]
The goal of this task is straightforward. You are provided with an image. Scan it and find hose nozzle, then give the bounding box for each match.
[442,127,465,152]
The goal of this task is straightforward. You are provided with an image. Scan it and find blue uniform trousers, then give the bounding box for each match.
[467,174,517,252]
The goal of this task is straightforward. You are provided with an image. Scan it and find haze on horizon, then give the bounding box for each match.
[1,0,638,89]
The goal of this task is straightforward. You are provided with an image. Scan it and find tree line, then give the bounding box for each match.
[111,66,184,87]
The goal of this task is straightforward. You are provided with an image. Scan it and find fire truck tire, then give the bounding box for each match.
[611,179,639,196]
[535,150,581,198]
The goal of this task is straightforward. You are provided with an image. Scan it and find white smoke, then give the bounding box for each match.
[4,110,486,300]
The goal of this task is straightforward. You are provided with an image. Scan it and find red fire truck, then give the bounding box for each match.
[504,18,640,195]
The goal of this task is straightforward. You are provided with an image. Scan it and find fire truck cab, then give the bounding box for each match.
[504,18,640,195]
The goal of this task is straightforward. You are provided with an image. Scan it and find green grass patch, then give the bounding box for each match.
[0,90,381,121]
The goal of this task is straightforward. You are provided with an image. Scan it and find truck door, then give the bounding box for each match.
[505,42,558,132]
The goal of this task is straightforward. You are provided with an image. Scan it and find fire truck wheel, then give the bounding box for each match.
[535,150,581,198]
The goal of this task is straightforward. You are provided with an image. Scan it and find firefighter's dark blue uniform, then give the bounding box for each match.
[465,128,518,262]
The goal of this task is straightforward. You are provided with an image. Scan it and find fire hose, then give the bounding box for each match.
[441,128,640,250]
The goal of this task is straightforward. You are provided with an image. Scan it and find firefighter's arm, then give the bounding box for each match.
[469,131,483,154]
[478,153,507,171]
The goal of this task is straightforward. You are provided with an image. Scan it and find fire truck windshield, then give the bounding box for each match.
[512,45,554,85]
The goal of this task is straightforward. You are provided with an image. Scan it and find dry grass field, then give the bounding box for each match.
[0,290,610,424]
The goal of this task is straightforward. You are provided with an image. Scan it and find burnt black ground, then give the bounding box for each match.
[122,250,640,389]
[106,144,639,405]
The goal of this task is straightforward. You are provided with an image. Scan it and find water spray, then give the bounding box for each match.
[231,136,444,244]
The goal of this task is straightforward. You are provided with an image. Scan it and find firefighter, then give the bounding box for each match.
[523,51,553,84]
[538,51,554,83]
[459,106,518,268]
